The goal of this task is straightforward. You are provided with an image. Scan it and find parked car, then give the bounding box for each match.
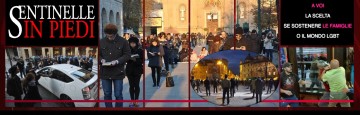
[36,64,98,107]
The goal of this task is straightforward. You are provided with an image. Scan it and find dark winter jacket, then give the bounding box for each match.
[100,34,131,79]
[147,45,164,67]
[126,46,144,76]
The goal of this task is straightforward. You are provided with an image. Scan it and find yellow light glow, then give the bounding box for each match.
[217,61,222,65]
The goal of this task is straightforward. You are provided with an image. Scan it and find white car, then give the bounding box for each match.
[36,64,98,107]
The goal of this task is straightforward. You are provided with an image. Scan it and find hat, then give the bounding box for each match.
[282,62,292,68]
[128,37,139,44]
[235,27,244,35]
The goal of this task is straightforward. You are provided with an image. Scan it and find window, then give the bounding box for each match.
[71,69,94,83]
[180,5,186,21]
[51,70,73,83]
[207,13,218,21]
[38,67,52,77]
[239,3,246,19]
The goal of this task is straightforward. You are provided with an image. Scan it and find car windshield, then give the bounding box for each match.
[70,69,94,83]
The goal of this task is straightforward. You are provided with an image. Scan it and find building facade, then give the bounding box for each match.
[100,0,124,39]
[144,0,262,35]
[239,54,278,81]
[236,0,257,33]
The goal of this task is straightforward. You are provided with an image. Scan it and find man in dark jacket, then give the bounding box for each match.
[100,24,131,108]
[230,78,236,97]
[255,77,264,103]
[222,75,231,105]
[267,78,274,94]
[222,27,250,51]
[213,78,218,94]
[204,77,211,96]
[7,66,23,107]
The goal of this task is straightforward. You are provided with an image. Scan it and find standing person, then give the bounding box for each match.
[251,78,256,98]
[206,33,214,54]
[280,62,306,107]
[204,77,211,96]
[22,73,42,107]
[126,37,144,107]
[223,27,249,50]
[147,39,164,88]
[100,24,131,108]
[230,78,236,97]
[255,77,264,103]
[249,30,260,53]
[213,78,218,94]
[158,33,170,73]
[16,57,25,78]
[264,32,274,61]
[267,78,274,94]
[7,66,23,107]
[221,75,231,105]
[321,59,350,107]
[198,47,208,59]
[196,79,202,93]
[260,33,266,55]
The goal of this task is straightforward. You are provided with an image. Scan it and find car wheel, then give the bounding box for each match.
[60,95,75,107]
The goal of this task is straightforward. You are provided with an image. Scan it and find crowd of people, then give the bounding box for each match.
[190,75,278,106]
[6,54,96,107]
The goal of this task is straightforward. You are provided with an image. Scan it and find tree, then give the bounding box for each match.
[251,0,278,31]
[143,0,160,17]
[123,0,141,34]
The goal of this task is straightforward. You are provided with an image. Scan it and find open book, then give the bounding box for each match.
[102,62,113,66]
[131,54,140,58]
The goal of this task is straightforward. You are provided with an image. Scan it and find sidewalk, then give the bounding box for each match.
[144,62,189,107]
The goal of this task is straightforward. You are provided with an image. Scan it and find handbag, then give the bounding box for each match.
[166,72,175,87]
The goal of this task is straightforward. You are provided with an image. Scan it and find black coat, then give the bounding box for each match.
[230,79,236,88]
[126,47,144,76]
[255,78,264,93]
[7,75,23,97]
[204,79,210,88]
[147,45,164,67]
[100,35,131,79]
[16,61,25,70]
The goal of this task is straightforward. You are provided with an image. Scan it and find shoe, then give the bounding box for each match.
[133,102,139,107]
[129,102,134,108]
[157,86,160,89]
[153,84,156,87]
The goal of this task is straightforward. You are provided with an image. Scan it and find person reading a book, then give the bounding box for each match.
[100,24,131,107]
[126,37,143,107]
[147,39,164,88]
